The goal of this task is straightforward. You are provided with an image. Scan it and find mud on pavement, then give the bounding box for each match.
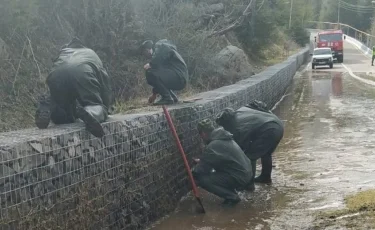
[147,66,375,230]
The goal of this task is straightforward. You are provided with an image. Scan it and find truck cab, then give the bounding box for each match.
[315,30,344,63]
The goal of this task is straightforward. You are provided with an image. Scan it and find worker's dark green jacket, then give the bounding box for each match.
[224,107,284,154]
[50,47,112,110]
[193,127,252,185]
[150,39,188,82]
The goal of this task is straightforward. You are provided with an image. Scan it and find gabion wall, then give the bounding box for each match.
[0,47,310,230]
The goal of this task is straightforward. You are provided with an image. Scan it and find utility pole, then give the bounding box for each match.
[289,0,294,29]
[337,0,340,28]
[251,0,257,37]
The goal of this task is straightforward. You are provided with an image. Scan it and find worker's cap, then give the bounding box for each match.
[197,119,215,133]
[215,108,235,126]
[140,40,154,50]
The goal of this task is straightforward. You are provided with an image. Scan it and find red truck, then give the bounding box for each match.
[315,30,345,63]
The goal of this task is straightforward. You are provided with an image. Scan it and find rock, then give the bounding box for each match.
[14,173,26,186]
[68,141,76,157]
[73,133,80,145]
[19,154,47,172]
[214,45,253,75]
[54,149,69,162]
[64,159,81,173]
[0,165,15,184]
[130,214,140,227]
[142,201,150,211]
[34,168,51,181]
[30,142,43,153]
[104,135,114,148]
[33,183,44,197]
[0,148,16,162]
[48,156,55,169]
[75,145,82,157]
[51,161,64,177]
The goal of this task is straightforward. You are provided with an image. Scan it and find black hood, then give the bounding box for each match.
[210,127,233,141]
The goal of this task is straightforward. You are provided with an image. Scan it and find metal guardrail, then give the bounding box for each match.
[305,21,375,49]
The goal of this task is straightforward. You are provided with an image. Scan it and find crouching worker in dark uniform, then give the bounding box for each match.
[141,39,188,105]
[35,38,112,138]
[192,119,253,207]
[216,105,284,189]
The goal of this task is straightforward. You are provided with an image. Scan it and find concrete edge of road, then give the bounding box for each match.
[341,34,375,86]
[341,63,375,86]
[345,35,372,58]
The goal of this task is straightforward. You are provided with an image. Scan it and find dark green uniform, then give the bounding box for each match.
[35,38,112,137]
[192,127,252,202]
[372,46,375,66]
[146,39,188,103]
[217,107,284,185]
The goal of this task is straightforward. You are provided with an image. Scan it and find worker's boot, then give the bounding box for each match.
[245,160,257,191]
[170,90,179,103]
[254,155,272,184]
[77,105,107,138]
[35,94,52,129]
[150,78,174,106]
[153,89,174,106]
[221,196,241,207]
[148,93,157,104]
[153,97,174,106]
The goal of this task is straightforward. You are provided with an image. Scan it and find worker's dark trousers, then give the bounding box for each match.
[246,122,284,182]
[194,172,241,201]
[145,68,186,98]
[46,65,108,124]
[372,55,375,65]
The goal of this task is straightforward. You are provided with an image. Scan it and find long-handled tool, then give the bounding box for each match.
[162,105,206,214]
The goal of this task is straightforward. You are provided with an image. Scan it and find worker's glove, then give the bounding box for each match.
[246,100,272,114]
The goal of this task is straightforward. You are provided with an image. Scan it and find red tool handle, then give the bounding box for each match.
[162,106,200,197]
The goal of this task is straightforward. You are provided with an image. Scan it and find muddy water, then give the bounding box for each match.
[149,69,375,230]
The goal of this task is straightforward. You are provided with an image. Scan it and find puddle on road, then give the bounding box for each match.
[150,70,375,230]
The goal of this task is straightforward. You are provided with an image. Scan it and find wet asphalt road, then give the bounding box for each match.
[149,38,375,230]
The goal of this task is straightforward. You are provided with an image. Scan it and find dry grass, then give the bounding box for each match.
[113,40,300,115]
[0,0,307,132]
[114,86,200,114]
[313,190,375,229]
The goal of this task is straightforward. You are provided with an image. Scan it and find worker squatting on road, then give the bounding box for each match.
[140,39,188,105]
[216,103,284,190]
[35,38,113,138]
[192,119,253,207]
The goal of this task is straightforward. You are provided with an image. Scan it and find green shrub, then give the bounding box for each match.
[289,25,310,47]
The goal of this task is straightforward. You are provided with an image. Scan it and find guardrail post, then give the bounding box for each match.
[367,35,370,48]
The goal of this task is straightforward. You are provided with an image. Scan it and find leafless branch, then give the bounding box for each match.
[12,41,26,93]
[26,36,43,81]
[208,0,256,38]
